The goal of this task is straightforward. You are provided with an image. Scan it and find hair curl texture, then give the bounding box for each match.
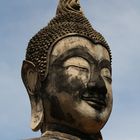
[25,0,112,80]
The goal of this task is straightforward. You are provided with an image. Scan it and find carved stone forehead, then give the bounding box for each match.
[50,36,110,64]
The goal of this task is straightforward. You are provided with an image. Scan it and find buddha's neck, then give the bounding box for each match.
[41,123,103,140]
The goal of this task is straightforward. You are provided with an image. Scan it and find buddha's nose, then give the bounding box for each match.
[87,74,107,98]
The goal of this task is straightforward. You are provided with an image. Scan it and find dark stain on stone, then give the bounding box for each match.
[66,113,75,124]
[50,95,65,121]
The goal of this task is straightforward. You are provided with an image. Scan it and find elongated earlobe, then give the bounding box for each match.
[21,60,44,131]
[29,95,44,131]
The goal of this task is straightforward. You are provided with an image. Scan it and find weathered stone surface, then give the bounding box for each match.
[21,0,112,140]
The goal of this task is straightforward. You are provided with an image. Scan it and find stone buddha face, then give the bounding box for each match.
[21,0,112,138]
[40,36,113,134]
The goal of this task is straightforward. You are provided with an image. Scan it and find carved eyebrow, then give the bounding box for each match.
[99,60,112,73]
[56,47,98,65]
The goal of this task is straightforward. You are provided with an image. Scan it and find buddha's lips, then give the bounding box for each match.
[80,91,106,110]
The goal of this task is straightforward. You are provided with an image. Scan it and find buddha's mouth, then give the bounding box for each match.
[80,91,106,110]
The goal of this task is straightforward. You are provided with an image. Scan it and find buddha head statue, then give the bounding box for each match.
[21,0,112,139]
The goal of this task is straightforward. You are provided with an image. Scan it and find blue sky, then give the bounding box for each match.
[0,0,140,139]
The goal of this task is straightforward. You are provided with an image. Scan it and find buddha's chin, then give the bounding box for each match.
[75,119,104,134]
[71,101,110,133]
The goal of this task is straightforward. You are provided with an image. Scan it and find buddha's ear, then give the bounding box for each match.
[21,60,41,95]
[21,60,44,131]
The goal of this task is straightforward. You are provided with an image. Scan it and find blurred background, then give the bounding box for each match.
[0,0,140,139]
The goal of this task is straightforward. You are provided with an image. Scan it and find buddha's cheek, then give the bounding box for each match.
[47,74,85,123]
[54,72,86,97]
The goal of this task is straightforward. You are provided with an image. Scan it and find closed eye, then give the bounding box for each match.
[65,65,89,73]
[104,76,112,83]
[101,68,112,84]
